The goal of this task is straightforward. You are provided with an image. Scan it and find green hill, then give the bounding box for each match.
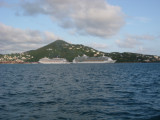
[25,40,105,62]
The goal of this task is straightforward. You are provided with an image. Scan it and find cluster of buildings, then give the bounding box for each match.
[0,53,33,64]
[63,44,103,57]
[143,55,160,62]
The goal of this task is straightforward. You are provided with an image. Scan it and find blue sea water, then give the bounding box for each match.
[0,63,160,120]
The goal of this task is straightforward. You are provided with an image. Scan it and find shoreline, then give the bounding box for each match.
[0,62,160,64]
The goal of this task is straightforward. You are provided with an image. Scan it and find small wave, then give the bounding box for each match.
[35,101,56,105]
[80,98,109,105]
[142,115,160,120]
[80,110,106,116]
[13,101,56,107]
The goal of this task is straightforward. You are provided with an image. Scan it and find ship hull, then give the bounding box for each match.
[73,61,116,64]
[39,62,70,64]
[39,57,70,64]
[73,55,116,64]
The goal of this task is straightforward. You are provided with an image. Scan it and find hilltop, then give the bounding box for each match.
[0,40,160,63]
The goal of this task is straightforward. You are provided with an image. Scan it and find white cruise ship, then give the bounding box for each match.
[39,57,70,64]
[73,55,116,63]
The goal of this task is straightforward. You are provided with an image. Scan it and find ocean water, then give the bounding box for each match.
[0,63,160,120]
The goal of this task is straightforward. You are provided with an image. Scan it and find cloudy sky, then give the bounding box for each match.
[0,0,160,55]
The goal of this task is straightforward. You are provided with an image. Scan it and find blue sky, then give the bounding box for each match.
[0,0,160,56]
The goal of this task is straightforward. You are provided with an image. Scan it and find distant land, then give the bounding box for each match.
[0,40,160,63]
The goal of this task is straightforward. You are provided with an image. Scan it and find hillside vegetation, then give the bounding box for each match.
[26,40,104,62]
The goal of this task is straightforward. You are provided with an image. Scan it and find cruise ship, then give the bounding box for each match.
[73,55,116,63]
[39,57,70,64]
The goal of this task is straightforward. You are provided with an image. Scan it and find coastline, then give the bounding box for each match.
[0,61,160,64]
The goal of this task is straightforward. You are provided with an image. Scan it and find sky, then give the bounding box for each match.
[0,0,160,56]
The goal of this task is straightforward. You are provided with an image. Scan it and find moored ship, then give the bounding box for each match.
[73,55,116,63]
[39,57,70,64]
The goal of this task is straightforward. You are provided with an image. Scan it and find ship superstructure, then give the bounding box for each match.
[39,57,69,64]
[73,55,116,63]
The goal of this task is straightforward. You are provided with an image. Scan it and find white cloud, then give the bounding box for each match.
[44,31,61,42]
[19,0,125,38]
[0,0,8,7]
[134,17,151,23]
[0,23,59,53]
[116,34,156,48]
[136,46,160,55]
[89,43,108,50]
[128,34,155,41]
[116,38,141,48]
